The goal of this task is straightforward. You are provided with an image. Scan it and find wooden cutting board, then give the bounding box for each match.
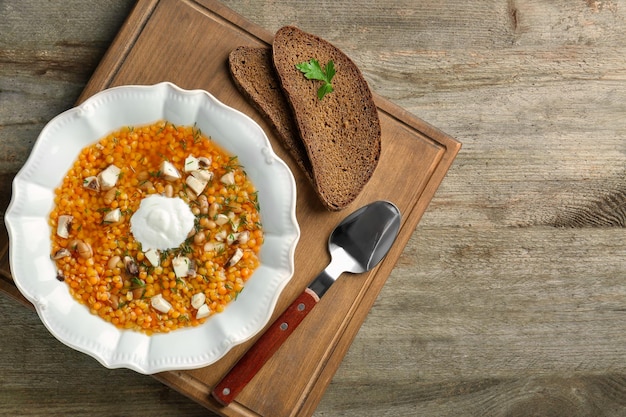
[0,0,460,415]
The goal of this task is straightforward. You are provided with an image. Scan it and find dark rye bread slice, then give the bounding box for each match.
[272,26,381,210]
[228,46,314,185]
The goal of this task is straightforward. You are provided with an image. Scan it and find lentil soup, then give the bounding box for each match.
[49,120,264,334]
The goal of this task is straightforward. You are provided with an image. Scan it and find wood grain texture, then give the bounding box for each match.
[2,0,626,416]
[65,3,457,416]
[212,289,320,406]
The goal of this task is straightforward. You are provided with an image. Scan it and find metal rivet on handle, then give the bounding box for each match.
[222,387,231,396]
[297,303,305,311]
[280,322,288,331]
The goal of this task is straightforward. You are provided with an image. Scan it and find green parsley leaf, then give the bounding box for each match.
[295,59,336,100]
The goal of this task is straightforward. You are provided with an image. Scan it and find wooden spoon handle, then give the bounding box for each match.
[211,288,320,406]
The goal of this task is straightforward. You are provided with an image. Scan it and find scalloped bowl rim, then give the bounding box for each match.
[4,82,300,374]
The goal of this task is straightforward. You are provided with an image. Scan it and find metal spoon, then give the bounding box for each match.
[212,200,401,405]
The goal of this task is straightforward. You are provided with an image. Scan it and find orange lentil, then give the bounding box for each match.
[49,121,263,334]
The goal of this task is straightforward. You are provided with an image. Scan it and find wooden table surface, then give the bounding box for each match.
[2,1,626,416]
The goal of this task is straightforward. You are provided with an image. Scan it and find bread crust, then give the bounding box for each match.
[228,26,381,210]
[272,26,381,210]
[228,46,314,184]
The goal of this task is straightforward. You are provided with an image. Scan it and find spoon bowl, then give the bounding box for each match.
[310,201,401,297]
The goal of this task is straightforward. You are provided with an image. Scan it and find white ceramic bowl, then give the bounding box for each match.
[4,82,300,374]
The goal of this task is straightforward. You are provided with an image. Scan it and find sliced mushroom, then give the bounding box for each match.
[191,169,213,182]
[191,293,206,309]
[51,248,71,260]
[186,259,197,278]
[236,230,250,245]
[220,171,235,185]
[172,256,190,278]
[98,164,121,190]
[228,212,240,231]
[103,208,122,224]
[196,304,211,319]
[226,248,244,267]
[151,294,172,314]
[56,269,65,282]
[83,176,100,192]
[56,215,73,239]
[161,160,181,181]
[184,155,200,172]
[185,174,207,195]
[226,232,238,245]
[144,248,160,267]
[198,156,212,169]
[124,256,139,276]
[227,231,249,245]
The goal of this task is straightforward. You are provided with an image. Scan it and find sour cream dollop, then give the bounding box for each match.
[130,194,195,250]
